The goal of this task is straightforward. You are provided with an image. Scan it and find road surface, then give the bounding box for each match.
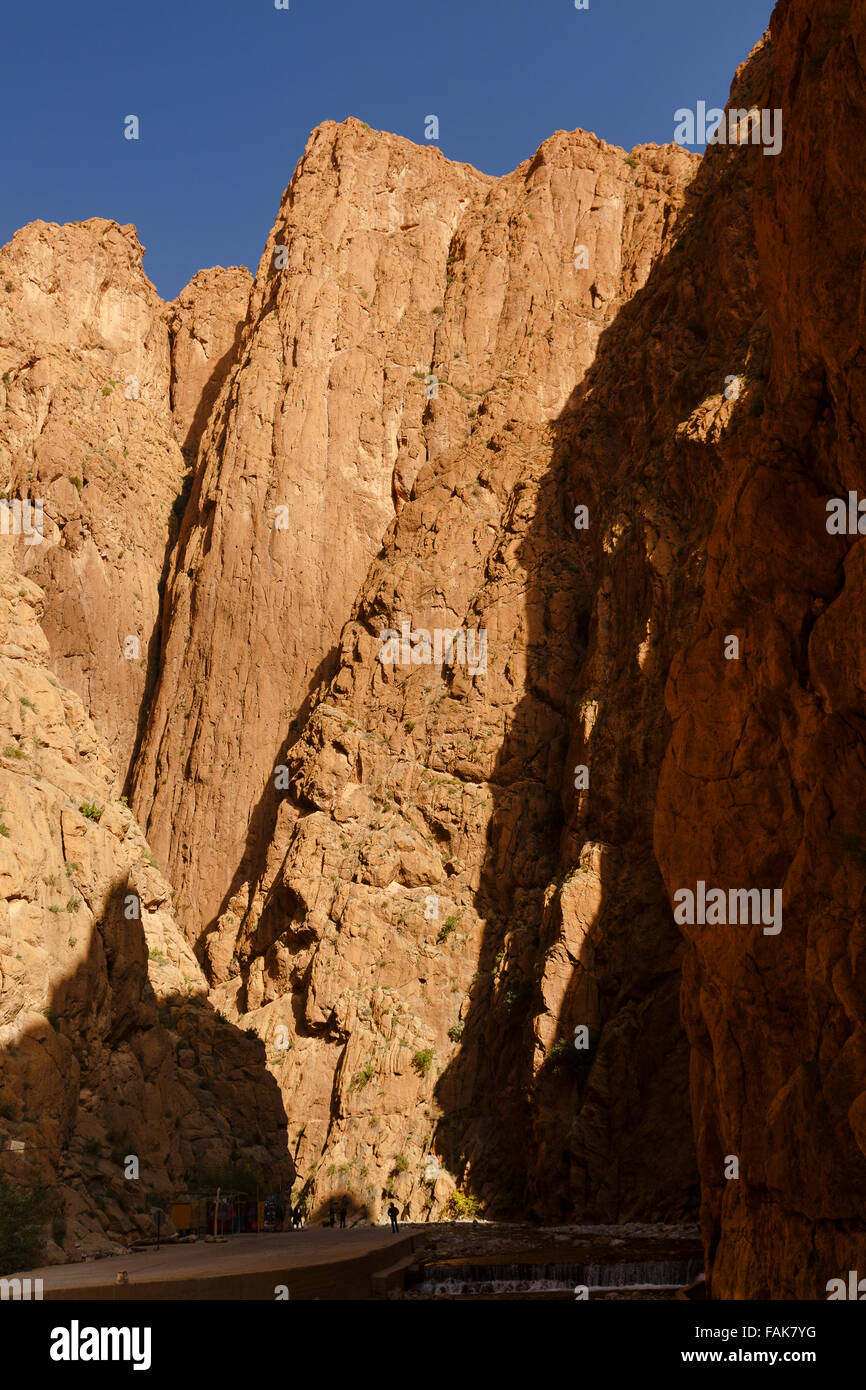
[13,1225,417,1300]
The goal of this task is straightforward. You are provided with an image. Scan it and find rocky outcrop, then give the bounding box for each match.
[131,123,495,938]
[0,225,251,789]
[168,266,252,455]
[0,538,291,1259]
[0,219,184,786]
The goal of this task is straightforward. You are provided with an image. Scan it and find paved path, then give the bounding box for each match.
[16,1226,415,1296]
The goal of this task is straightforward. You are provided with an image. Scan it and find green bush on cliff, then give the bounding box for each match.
[412,1048,434,1078]
[0,1177,52,1275]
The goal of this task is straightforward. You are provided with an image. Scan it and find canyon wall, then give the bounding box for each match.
[2,0,864,1295]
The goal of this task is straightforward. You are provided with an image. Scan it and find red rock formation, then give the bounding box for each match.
[189,125,702,1222]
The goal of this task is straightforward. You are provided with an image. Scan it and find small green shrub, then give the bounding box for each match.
[412,1048,434,1078]
[351,1060,376,1091]
[444,1189,481,1220]
[79,800,103,822]
[436,914,459,944]
[448,1019,464,1042]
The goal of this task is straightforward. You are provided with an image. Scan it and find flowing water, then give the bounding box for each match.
[409,1258,704,1299]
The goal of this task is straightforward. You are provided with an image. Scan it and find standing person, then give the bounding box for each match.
[328,1199,336,1228]
[388,1201,399,1234]
[339,1198,348,1229]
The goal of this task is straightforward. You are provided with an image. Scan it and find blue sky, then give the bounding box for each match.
[2,0,770,300]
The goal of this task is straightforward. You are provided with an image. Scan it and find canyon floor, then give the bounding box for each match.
[15,1221,703,1301]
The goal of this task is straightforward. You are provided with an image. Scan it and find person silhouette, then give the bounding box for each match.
[388,1202,399,1234]
[339,1199,348,1229]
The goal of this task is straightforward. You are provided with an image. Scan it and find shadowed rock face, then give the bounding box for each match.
[654,0,866,1298]
[2,0,864,1293]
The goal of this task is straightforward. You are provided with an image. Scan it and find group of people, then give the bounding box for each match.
[328,1199,349,1229]
[325,1198,401,1232]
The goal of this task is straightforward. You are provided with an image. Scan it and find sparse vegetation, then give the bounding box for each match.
[412,1047,434,1078]
[79,800,103,822]
[351,1060,376,1091]
[437,914,459,943]
[448,1019,464,1042]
